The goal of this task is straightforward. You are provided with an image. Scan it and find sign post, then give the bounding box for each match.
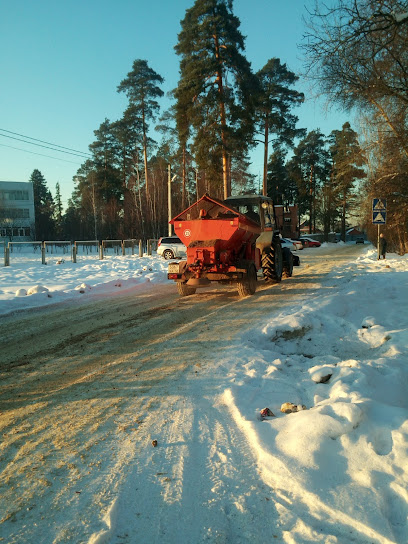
[372,199,387,259]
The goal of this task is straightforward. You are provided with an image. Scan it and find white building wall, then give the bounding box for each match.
[0,181,35,241]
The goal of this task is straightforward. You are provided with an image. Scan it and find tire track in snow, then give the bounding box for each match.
[92,391,283,544]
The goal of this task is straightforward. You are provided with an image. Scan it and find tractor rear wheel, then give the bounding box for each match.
[237,265,257,297]
[262,241,283,283]
[282,247,294,278]
[176,282,196,296]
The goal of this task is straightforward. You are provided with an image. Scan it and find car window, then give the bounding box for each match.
[162,237,182,244]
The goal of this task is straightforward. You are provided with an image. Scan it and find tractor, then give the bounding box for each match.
[167,193,299,297]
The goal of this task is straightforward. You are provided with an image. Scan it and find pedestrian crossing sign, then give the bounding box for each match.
[373,198,387,210]
[373,211,386,224]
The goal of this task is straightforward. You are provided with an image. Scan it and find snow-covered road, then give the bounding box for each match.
[1,244,407,544]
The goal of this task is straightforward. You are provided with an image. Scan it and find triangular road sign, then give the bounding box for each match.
[373,199,386,210]
[373,212,386,224]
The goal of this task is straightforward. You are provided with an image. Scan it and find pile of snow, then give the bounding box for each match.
[220,247,408,543]
[0,252,168,316]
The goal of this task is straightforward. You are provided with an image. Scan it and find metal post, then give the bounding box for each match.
[377,224,380,259]
[147,239,152,256]
[139,239,143,257]
[41,242,46,265]
[4,246,10,266]
[122,240,125,256]
[72,245,77,263]
[168,164,172,236]
[99,244,104,260]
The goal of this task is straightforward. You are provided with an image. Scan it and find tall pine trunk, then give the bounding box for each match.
[142,99,149,197]
[214,32,229,199]
[309,165,314,234]
[341,189,346,242]
[182,145,187,209]
[263,116,269,196]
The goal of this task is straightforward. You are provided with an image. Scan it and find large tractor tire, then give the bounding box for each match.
[282,247,294,278]
[176,282,196,296]
[237,264,257,297]
[262,240,283,283]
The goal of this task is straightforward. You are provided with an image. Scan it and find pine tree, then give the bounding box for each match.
[117,59,164,197]
[73,160,101,240]
[62,194,83,240]
[89,119,122,202]
[29,169,55,240]
[287,131,330,233]
[230,153,257,195]
[267,147,297,204]
[54,182,63,238]
[175,0,257,199]
[256,58,305,195]
[173,87,193,206]
[329,122,366,241]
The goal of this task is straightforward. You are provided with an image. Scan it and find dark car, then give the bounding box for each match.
[355,237,365,244]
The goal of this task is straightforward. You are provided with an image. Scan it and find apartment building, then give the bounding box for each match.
[0,181,35,241]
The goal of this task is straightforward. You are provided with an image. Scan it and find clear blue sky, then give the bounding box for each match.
[0,0,349,207]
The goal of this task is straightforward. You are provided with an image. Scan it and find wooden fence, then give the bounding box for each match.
[2,239,159,266]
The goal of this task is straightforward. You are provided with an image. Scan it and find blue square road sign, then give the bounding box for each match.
[372,211,386,224]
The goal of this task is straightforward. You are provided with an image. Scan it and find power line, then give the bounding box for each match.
[0,142,83,165]
[0,132,91,159]
[0,128,92,157]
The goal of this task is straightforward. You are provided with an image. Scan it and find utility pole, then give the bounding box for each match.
[168,165,177,236]
[263,120,269,196]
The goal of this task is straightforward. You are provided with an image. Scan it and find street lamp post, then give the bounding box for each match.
[168,165,177,236]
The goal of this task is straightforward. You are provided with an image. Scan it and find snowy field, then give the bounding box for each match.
[1,244,408,543]
[0,245,169,316]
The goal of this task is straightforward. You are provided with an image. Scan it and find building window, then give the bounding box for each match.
[0,190,29,201]
[0,208,30,219]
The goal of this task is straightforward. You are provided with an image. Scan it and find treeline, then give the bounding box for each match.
[30,120,366,244]
[29,0,408,253]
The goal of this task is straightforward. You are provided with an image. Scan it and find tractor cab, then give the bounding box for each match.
[224,195,277,232]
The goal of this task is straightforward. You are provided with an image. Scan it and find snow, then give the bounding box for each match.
[0,245,169,316]
[1,244,408,543]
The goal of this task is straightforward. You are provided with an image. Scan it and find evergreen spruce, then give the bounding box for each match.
[267,147,297,204]
[287,131,331,234]
[54,182,63,238]
[29,169,55,240]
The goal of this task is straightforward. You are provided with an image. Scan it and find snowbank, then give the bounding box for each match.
[221,248,408,543]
